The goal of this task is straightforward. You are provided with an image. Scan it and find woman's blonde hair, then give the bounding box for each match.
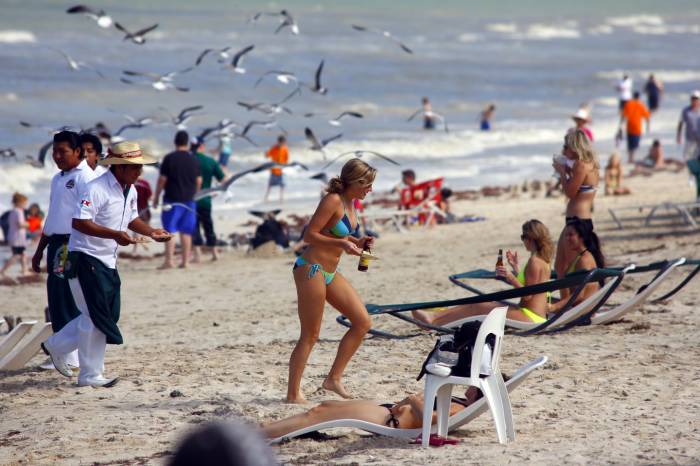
[522,219,554,264]
[327,158,377,194]
[565,129,599,168]
[606,152,621,169]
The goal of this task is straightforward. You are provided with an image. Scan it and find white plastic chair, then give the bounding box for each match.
[0,321,36,359]
[0,323,52,371]
[421,306,512,447]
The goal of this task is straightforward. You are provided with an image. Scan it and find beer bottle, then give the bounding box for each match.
[358,243,371,272]
[495,249,505,281]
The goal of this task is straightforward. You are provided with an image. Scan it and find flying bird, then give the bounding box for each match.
[254,70,298,88]
[121,67,193,92]
[194,161,307,201]
[0,147,17,158]
[19,121,74,134]
[351,24,413,54]
[321,150,399,170]
[304,127,342,157]
[406,108,449,132]
[159,105,204,129]
[196,44,254,74]
[66,5,113,28]
[309,60,327,94]
[114,22,159,44]
[249,10,299,35]
[241,120,287,137]
[47,47,104,77]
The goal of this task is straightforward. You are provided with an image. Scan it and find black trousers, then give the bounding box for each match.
[193,205,216,247]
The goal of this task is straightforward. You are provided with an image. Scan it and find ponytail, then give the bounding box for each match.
[326,176,345,194]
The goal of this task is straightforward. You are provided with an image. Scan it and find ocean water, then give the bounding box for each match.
[1,0,700,217]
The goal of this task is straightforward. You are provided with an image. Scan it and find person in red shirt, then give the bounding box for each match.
[264,135,289,203]
[620,91,651,163]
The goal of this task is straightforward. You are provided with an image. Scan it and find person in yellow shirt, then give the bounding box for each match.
[264,135,289,202]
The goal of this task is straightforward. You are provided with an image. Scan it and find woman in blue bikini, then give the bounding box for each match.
[287,158,377,404]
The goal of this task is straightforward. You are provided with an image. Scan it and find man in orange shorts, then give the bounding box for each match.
[264,135,289,203]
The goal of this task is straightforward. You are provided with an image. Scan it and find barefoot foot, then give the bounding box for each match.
[285,395,309,404]
[321,379,353,399]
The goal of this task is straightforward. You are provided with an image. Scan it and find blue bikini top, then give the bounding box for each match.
[328,202,358,238]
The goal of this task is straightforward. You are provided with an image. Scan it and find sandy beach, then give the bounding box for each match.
[1,169,699,465]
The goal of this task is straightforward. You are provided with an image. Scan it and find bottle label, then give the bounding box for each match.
[359,257,370,267]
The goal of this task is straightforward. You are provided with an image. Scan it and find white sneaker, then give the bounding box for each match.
[77,376,119,388]
[38,357,55,371]
[41,342,73,378]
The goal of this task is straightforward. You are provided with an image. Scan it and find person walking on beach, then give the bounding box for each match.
[41,141,171,387]
[620,91,650,163]
[552,129,599,300]
[677,91,700,201]
[0,192,31,279]
[32,131,99,369]
[264,135,288,203]
[287,158,376,403]
[216,132,233,168]
[480,104,496,131]
[616,74,633,112]
[191,137,226,262]
[421,97,437,130]
[153,130,202,269]
[644,74,663,115]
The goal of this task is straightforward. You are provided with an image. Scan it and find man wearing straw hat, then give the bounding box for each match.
[42,141,172,387]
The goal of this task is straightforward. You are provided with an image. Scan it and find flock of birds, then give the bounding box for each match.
[4,4,456,194]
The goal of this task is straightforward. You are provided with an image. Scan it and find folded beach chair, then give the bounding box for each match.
[608,201,700,230]
[649,258,700,303]
[269,355,547,445]
[338,268,626,339]
[0,322,52,371]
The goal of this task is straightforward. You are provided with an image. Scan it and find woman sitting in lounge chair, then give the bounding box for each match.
[262,389,480,439]
[412,219,553,327]
[546,217,604,314]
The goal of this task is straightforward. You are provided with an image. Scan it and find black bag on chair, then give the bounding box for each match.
[416,321,482,381]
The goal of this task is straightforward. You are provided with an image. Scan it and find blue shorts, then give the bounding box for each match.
[627,134,641,151]
[269,173,285,187]
[161,200,197,235]
[480,120,490,131]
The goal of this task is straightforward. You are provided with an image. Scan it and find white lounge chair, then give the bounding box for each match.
[268,355,547,445]
[608,202,700,230]
[591,258,686,325]
[0,320,36,359]
[441,267,631,334]
[0,322,53,371]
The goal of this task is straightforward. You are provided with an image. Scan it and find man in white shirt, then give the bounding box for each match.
[616,74,633,112]
[32,131,99,369]
[42,141,171,387]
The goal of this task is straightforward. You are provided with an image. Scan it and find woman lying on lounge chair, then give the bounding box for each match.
[412,219,553,327]
[262,388,480,439]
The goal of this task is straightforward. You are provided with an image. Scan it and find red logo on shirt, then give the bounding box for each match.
[80,199,91,207]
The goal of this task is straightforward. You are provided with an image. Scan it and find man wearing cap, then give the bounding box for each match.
[678,91,700,202]
[42,141,172,387]
[571,108,594,142]
[32,131,99,370]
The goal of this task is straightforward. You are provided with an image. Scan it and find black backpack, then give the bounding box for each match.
[417,321,484,381]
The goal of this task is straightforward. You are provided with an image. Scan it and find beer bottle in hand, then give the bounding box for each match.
[358,243,371,272]
[495,249,505,281]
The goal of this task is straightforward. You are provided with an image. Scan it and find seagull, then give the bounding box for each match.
[241,120,287,137]
[351,24,413,54]
[308,60,328,94]
[47,47,104,77]
[304,111,364,126]
[310,172,329,183]
[238,101,292,116]
[407,108,449,132]
[19,121,74,134]
[196,44,254,74]
[249,10,299,35]
[114,22,159,45]
[30,140,54,167]
[0,147,16,158]
[305,127,342,157]
[66,5,113,28]
[254,70,298,87]
[121,67,193,92]
[321,150,400,170]
[158,105,204,129]
[114,117,156,137]
[195,119,239,142]
[194,161,307,201]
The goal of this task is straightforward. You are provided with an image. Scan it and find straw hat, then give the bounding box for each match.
[571,108,590,122]
[99,141,157,165]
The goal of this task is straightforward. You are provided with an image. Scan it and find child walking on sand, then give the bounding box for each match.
[1,192,30,278]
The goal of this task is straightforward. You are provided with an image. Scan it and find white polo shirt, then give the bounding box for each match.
[69,169,139,269]
[43,160,99,236]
